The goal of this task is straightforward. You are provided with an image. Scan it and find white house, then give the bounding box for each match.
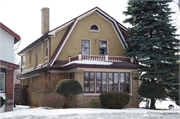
[0,22,20,112]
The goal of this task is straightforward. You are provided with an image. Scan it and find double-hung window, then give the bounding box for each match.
[69,73,74,79]
[84,72,95,93]
[29,50,31,65]
[81,40,90,55]
[35,54,38,66]
[46,40,48,57]
[99,41,107,56]
[22,55,25,66]
[0,73,5,92]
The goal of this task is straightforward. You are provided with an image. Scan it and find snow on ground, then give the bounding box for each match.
[0,105,180,119]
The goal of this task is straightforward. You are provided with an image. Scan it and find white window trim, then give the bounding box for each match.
[0,73,5,92]
[44,56,48,59]
[89,24,100,32]
[90,30,100,33]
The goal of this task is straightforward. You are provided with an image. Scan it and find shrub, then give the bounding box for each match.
[0,96,7,107]
[88,99,98,108]
[40,93,66,108]
[138,83,166,99]
[55,79,82,108]
[55,79,82,95]
[100,92,130,109]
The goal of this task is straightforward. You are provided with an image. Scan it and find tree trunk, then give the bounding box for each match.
[150,98,156,109]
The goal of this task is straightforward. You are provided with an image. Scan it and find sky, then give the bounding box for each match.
[0,0,179,64]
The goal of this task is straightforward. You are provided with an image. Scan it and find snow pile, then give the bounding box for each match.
[139,99,180,110]
[0,106,180,119]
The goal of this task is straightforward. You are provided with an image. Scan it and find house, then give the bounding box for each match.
[0,22,20,112]
[17,7,141,108]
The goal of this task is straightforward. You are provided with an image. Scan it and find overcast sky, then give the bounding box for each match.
[0,0,179,64]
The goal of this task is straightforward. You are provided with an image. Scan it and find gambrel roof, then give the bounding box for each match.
[18,7,128,59]
[48,7,128,66]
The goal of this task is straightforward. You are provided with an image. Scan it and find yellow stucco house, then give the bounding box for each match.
[18,7,141,108]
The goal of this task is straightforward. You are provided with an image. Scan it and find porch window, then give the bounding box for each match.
[99,41,107,56]
[96,72,107,93]
[120,73,130,93]
[108,73,118,92]
[84,72,130,93]
[0,73,5,92]
[84,72,95,93]
[81,40,90,55]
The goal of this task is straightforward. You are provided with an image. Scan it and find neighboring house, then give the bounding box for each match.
[18,7,141,108]
[0,22,20,112]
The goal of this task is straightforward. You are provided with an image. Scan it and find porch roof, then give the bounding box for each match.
[17,60,141,79]
[60,61,142,70]
[0,60,19,69]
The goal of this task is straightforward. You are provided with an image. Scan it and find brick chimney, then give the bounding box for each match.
[41,7,49,35]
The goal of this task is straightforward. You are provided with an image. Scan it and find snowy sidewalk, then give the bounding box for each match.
[0,106,180,119]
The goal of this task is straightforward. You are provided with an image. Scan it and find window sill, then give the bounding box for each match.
[83,93,100,96]
[89,30,100,33]
[44,56,48,60]
[83,93,133,96]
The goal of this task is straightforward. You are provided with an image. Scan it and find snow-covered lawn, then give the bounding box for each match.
[0,105,180,119]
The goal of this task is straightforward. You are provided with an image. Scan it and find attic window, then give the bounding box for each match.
[90,25,99,31]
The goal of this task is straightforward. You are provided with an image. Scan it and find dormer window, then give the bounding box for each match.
[90,24,99,31]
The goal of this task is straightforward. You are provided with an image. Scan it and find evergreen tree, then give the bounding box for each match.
[123,0,179,109]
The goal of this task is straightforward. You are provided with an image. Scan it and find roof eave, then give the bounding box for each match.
[0,22,21,43]
[18,34,49,56]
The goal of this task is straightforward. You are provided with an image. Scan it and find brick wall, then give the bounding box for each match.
[27,72,68,106]
[75,69,140,108]
[5,69,14,111]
